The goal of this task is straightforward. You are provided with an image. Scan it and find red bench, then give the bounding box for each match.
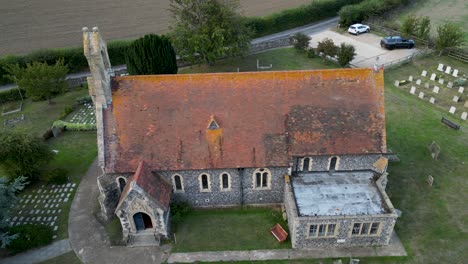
[270,223,288,242]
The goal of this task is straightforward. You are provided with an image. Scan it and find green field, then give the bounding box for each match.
[397,0,468,43]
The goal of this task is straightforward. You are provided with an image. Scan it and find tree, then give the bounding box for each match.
[125,34,178,75]
[3,59,68,104]
[401,15,431,40]
[291,33,311,51]
[0,132,53,180]
[337,43,356,67]
[316,38,338,61]
[169,0,252,64]
[435,22,466,55]
[0,176,27,248]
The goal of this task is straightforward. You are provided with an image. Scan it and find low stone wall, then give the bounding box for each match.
[249,36,293,54]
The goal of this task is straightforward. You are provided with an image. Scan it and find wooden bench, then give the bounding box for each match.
[270,223,288,242]
[441,117,460,130]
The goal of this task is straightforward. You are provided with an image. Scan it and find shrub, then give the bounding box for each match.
[75,95,92,104]
[58,106,74,120]
[337,43,356,67]
[42,168,68,184]
[0,88,25,104]
[317,38,338,59]
[6,224,53,254]
[52,120,96,131]
[454,78,466,87]
[291,33,311,51]
[338,0,410,26]
[307,48,316,58]
[170,201,191,225]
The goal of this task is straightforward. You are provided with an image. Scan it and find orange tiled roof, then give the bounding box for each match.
[116,161,172,211]
[104,68,386,173]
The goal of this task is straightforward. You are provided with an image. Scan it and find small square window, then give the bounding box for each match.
[370,223,380,234]
[327,224,336,236]
[352,223,361,235]
[309,225,317,237]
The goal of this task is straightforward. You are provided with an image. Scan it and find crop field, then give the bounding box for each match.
[0,0,311,55]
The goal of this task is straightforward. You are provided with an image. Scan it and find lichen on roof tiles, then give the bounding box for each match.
[105,68,386,173]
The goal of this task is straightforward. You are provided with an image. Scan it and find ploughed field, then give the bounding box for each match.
[0,0,310,55]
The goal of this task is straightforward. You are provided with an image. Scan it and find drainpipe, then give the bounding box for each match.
[238,168,245,206]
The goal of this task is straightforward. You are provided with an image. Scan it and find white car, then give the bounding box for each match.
[348,24,370,35]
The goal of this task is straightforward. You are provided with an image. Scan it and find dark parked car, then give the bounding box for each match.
[380,36,415,50]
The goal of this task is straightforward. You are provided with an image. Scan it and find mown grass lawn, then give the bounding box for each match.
[172,207,291,252]
[180,48,338,74]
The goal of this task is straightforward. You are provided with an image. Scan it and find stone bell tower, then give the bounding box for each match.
[83,26,113,171]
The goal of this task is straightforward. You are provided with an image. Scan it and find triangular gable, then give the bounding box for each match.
[115,161,172,213]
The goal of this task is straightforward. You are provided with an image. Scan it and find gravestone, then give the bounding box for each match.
[452,69,458,77]
[438,79,444,85]
[433,86,440,93]
[424,83,430,89]
[430,73,436,81]
[394,80,400,87]
[54,226,58,231]
[459,87,464,93]
[419,92,425,99]
[427,142,440,160]
[416,79,421,85]
[445,66,451,74]
[449,106,456,114]
[453,96,459,102]
[447,82,453,88]
[437,64,444,71]
[421,70,427,77]
[408,75,413,81]
[461,112,467,120]
[410,86,416,94]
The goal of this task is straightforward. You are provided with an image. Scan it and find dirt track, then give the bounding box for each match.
[0,0,310,55]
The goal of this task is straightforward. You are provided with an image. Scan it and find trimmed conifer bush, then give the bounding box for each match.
[125,34,178,75]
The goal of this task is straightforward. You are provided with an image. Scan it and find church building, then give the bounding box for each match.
[83,27,398,248]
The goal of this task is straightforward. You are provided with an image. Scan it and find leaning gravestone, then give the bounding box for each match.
[437,64,444,71]
[438,79,444,85]
[408,75,413,81]
[449,106,456,114]
[452,69,459,77]
[430,73,436,81]
[445,66,451,74]
[461,112,467,120]
[433,86,440,93]
[459,87,464,93]
[410,86,416,94]
[416,79,421,85]
[424,83,430,89]
[427,141,440,160]
[427,175,434,187]
[394,80,400,87]
[453,96,459,102]
[447,82,453,88]
[421,70,427,77]
[419,92,425,99]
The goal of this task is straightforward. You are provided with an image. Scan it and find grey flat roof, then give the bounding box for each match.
[292,171,386,216]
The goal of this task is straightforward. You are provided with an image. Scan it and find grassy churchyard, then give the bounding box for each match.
[0,87,97,254]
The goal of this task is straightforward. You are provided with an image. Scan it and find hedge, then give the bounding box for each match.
[246,0,364,37]
[0,40,131,85]
[338,0,411,26]
[52,120,96,131]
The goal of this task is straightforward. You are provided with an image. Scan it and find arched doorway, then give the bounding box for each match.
[329,156,338,171]
[133,212,153,231]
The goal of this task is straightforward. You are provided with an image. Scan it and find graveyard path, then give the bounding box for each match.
[0,239,71,264]
[68,159,171,264]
